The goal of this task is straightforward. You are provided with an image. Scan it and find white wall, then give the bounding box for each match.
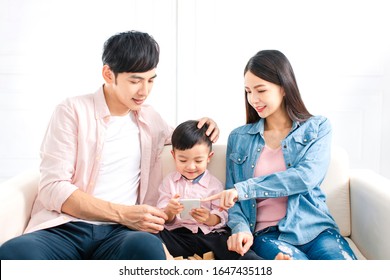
[1,0,389,182]
[0,0,178,181]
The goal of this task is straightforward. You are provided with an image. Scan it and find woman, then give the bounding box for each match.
[205,50,357,260]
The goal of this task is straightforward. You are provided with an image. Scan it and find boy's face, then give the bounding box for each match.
[103,66,157,115]
[171,143,214,181]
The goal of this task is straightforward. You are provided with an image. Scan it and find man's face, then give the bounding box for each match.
[104,68,157,116]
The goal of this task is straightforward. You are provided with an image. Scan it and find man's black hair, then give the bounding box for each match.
[102,30,159,75]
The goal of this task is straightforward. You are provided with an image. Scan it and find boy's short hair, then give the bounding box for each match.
[102,30,159,75]
[171,120,212,151]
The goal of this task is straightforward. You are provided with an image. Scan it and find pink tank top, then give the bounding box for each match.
[254,145,288,232]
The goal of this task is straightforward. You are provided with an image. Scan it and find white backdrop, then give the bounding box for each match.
[1,0,389,181]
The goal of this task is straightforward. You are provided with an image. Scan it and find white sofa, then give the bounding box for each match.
[1,144,390,259]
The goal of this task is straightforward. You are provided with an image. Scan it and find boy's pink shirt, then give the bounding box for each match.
[25,86,173,233]
[157,170,227,234]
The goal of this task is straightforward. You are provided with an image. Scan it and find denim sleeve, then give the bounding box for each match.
[226,134,253,234]
[234,117,332,201]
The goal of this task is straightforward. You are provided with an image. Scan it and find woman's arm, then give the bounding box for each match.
[234,117,332,201]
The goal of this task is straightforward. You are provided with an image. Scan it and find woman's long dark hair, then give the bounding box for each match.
[244,50,312,124]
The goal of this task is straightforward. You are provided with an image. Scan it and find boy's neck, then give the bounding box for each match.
[181,171,205,184]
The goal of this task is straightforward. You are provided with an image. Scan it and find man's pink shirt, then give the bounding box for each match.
[25,86,173,233]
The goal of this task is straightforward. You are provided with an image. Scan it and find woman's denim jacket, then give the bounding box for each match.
[226,115,339,245]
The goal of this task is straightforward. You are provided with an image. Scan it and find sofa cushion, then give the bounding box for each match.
[320,145,351,237]
[0,170,39,245]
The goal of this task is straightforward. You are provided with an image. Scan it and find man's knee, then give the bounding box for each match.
[119,232,165,260]
[0,236,44,260]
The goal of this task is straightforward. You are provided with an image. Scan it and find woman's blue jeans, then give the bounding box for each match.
[252,227,357,260]
[0,221,166,260]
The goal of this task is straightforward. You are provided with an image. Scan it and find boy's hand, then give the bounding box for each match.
[190,207,210,223]
[191,208,220,226]
[164,194,184,219]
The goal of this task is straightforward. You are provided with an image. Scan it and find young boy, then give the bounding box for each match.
[157,120,261,260]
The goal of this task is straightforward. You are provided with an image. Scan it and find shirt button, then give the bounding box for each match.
[283,145,287,148]
[288,163,291,167]
[250,223,254,227]
[264,192,269,196]
[257,148,261,152]
[252,204,255,208]
[238,158,241,162]
[251,164,255,168]
[303,139,307,142]
[244,194,249,198]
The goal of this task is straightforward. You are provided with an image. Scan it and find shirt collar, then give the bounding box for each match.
[186,172,205,184]
[93,85,111,123]
[173,170,209,188]
[248,118,301,135]
[94,85,147,125]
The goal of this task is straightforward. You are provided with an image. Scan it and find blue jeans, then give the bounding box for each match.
[0,222,166,260]
[252,227,357,260]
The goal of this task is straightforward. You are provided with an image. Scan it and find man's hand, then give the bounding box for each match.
[121,204,168,234]
[197,117,219,143]
[227,232,254,256]
[202,189,238,210]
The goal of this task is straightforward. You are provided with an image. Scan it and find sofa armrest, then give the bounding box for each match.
[349,169,390,260]
[0,170,39,245]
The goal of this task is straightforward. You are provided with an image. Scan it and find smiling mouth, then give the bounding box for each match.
[256,106,266,112]
[133,98,145,105]
[185,171,198,177]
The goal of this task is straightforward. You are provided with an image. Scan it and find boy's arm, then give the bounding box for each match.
[163,194,182,223]
[156,174,183,223]
[199,175,228,227]
[165,211,176,223]
[204,213,221,226]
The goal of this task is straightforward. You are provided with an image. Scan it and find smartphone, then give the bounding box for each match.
[179,198,201,219]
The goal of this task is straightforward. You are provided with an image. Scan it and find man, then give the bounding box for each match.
[0,30,219,260]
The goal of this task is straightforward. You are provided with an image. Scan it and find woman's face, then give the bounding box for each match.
[244,71,285,119]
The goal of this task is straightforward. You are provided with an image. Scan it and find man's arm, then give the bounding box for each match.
[62,189,168,233]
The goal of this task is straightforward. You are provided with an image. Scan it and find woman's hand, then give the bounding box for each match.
[227,232,254,256]
[202,189,238,210]
[197,117,219,143]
